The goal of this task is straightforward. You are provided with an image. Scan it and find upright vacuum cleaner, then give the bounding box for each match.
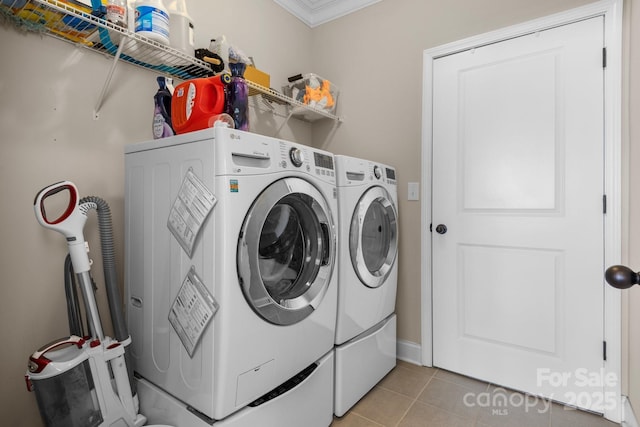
[25,181,147,427]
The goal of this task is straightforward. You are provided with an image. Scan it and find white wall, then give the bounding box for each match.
[626,0,640,414]
[311,0,640,417]
[3,0,640,425]
[0,2,311,425]
[310,0,596,348]
[313,0,640,417]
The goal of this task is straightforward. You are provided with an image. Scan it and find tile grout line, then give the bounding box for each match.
[344,363,619,427]
[392,368,440,427]
[349,412,386,427]
[422,369,498,426]
[433,369,490,425]
[350,385,415,427]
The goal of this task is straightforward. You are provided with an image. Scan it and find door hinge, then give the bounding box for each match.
[603,47,607,68]
[603,341,607,361]
[603,194,607,214]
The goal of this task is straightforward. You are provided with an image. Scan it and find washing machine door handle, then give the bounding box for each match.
[320,222,331,266]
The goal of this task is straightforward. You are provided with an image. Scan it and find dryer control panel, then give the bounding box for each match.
[385,167,397,186]
[369,163,397,186]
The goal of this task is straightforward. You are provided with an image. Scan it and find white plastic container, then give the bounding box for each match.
[283,73,340,121]
[165,0,194,56]
[135,0,170,45]
[127,0,136,31]
[106,0,127,28]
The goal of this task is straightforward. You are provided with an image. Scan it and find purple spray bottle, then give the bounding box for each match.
[226,62,249,131]
[153,76,175,139]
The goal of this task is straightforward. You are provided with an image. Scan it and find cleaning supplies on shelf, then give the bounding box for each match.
[284,73,339,114]
[226,62,249,131]
[153,76,175,139]
[165,0,194,56]
[126,0,135,30]
[171,74,234,134]
[0,0,28,9]
[195,48,226,74]
[134,0,169,45]
[5,0,101,45]
[208,35,251,73]
[106,0,127,27]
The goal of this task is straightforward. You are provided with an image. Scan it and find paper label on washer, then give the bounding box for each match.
[169,267,218,357]
[167,168,216,258]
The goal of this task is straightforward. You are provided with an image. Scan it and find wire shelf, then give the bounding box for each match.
[1,0,342,122]
[246,80,342,123]
[1,0,212,80]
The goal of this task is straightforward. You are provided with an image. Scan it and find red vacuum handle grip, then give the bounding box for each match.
[34,181,79,226]
[34,180,91,273]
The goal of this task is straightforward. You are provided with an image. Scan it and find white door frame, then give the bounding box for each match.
[420,0,623,421]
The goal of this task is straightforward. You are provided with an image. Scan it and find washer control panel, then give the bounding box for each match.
[289,147,304,167]
[373,165,382,179]
[278,142,335,182]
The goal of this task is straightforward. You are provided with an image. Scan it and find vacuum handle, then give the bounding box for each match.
[32,335,86,360]
[34,181,91,273]
[34,181,83,236]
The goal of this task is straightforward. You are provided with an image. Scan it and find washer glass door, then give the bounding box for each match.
[237,177,335,325]
[350,186,398,288]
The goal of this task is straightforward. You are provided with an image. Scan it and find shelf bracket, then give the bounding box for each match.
[274,110,295,137]
[93,39,126,119]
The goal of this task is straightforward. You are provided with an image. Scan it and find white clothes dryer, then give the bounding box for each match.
[125,127,338,422]
[333,155,399,417]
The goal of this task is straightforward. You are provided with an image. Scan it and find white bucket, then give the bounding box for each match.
[165,0,194,56]
[135,0,170,45]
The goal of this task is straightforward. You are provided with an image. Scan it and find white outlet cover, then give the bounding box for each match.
[408,182,419,201]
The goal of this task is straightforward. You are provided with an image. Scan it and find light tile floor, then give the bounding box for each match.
[331,361,620,427]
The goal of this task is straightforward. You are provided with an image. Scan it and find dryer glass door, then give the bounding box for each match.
[350,186,398,288]
[237,177,335,325]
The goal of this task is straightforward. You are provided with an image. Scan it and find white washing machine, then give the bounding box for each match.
[124,127,338,424]
[333,155,399,417]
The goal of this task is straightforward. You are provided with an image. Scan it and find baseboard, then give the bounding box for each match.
[396,339,422,366]
[623,396,640,427]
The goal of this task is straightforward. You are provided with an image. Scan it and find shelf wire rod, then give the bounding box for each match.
[94,37,126,118]
[274,110,295,137]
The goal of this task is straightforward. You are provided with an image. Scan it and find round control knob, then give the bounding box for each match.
[373,165,382,179]
[289,147,304,167]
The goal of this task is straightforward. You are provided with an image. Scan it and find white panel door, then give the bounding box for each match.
[432,17,606,412]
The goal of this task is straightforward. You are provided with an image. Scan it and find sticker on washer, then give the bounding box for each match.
[169,267,218,357]
[167,168,216,258]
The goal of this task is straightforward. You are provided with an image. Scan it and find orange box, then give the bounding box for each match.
[244,66,270,96]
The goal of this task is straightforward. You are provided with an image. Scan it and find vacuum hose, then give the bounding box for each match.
[79,196,136,394]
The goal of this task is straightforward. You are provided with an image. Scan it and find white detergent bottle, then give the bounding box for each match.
[165,0,194,56]
[135,0,170,45]
[127,0,136,32]
[106,0,127,28]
